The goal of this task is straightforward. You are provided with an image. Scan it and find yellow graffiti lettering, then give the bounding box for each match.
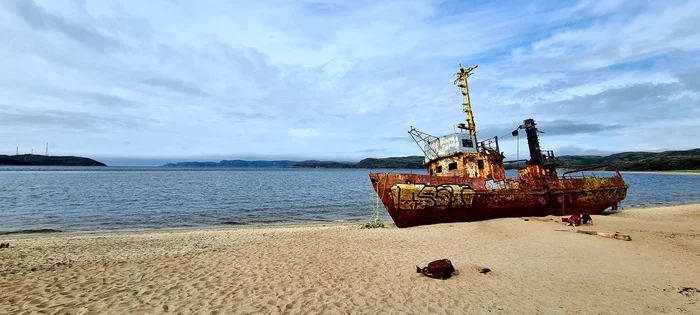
[390,183,476,210]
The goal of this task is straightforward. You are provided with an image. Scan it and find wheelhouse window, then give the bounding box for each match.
[448,162,458,170]
[462,139,473,148]
[436,166,443,173]
[478,160,484,169]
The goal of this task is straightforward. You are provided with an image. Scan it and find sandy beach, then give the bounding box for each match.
[2,204,699,314]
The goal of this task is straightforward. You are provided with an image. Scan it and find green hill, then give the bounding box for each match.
[554,149,700,171]
[354,156,424,169]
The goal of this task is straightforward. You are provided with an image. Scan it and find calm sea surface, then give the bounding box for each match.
[1,167,699,233]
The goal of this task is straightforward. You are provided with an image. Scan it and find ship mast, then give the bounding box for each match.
[454,64,478,139]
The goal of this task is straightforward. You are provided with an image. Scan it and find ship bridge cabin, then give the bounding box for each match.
[421,132,506,181]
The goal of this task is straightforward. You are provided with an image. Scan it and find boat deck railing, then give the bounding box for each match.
[561,164,621,179]
[542,150,556,165]
[479,136,500,154]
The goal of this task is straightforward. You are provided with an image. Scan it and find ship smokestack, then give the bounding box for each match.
[523,119,543,166]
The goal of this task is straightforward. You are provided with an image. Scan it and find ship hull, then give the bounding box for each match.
[369,172,628,228]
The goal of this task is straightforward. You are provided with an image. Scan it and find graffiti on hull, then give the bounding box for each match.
[390,183,476,210]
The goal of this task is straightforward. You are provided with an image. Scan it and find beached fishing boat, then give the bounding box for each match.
[369,64,628,228]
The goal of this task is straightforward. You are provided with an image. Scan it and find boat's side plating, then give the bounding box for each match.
[369,172,628,228]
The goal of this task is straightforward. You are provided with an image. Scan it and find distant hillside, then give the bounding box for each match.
[163,160,332,168]
[291,156,425,169]
[0,154,106,166]
[162,149,700,171]
[294,149,700,171]
[501,149,700,171]
[164,156,426,169]
[355,156,425,169]
[289,162,355,168]
[553,149,700,171]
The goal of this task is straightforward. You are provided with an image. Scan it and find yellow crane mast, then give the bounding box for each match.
[454,64,478,139]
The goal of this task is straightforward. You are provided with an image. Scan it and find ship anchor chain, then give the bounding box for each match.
[363,177,387,229]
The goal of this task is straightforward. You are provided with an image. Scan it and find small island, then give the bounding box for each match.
[0,154,106,166]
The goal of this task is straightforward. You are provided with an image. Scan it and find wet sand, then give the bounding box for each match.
[1,204,699,314]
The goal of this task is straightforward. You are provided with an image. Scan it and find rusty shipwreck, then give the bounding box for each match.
[369,64,628,228]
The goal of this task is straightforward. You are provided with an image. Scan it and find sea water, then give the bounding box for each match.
[0,167,698,233]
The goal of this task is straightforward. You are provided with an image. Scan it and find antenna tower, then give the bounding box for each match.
[453,64,478,139]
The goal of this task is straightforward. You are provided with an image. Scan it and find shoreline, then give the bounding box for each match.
[2,203,699,313]
[0,220,372,239]
[3,202,700,237]
[0,219,381,238]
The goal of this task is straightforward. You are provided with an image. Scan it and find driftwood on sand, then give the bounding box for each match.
[556,229,632,241]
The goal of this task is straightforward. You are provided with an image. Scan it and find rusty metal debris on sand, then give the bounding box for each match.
[416,259,455,280]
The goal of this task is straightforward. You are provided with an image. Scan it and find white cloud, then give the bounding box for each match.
[289,128,320,139]
[0,0,699,164]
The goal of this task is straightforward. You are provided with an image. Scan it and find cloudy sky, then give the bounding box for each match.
[1,0,699,165]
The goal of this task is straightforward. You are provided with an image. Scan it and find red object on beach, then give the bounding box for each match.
[568,213,582,225]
